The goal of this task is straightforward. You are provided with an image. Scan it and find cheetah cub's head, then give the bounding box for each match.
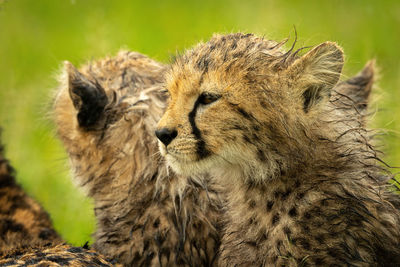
[156,33,344,181]
[53,51,166,196]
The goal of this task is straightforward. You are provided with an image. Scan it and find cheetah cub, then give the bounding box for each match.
[53,49,376,266]
[0,131,62,254]
[53,51,223,266]
[156,33,400,266]
[0,132,115,267]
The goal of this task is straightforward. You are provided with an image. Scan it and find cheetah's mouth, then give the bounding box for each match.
[164,150,220,176]
[166,150,197,163]
[159,137,205,161]
[158,137,222,176]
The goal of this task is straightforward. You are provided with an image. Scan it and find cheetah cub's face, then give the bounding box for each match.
[157,33,343,180]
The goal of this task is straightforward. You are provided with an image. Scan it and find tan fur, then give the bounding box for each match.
[0,45,378,266]
[53,49,377,266]
[0,132,118,266]
[53,51,224,266]
[0,244,116,266]
[157,33,400,266]
[0,131,62,255]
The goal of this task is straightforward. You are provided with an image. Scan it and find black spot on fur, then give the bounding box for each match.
[232,52,244,59]
[258,231,269,243]
[283,226,291,238]
[245,240,257,247]
[209,44,216,52]
[252,125,260,132]
[45,256,73,264]
[153,218,160,228]
[231,123,245,131]
[296,192,305,200]
[274,190,282,199]
[245,179,257,191]
[314,257,325,265]
[154,231,166,247]
[0,219,27,235]
[257,149,266,161]
[259,100,269,108]
[299,239,311,250]
[92,256,106,266]
[144,251,155,266]
[196,56,211,73]
[6,195,31,214]
[38,229,56,240]
[243,134,252,143]
[302,224,310,232]
[132,252,142,264]
[328,248,339,258]
[288,207,297,217]
[249,200,256,208]
[0,173,16,188]
[271,213,280,225]
[160,247,170,260]
[303,212,312,220]
[282,189,292,200]
[315,234,325,244]
[0,140,16,187]
[67,247,85,253]
[22,258,42,265]
[237,107,254,121]
[266,201,274,212]
[251,133,260,142]
[248,216,257,226]
[143,239,150,251]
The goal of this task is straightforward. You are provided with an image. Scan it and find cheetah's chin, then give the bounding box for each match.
[165,154,220,176]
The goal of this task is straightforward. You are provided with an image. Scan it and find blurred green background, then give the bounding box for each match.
[0,0,399,245]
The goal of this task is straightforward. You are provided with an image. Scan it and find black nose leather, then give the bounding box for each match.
[155,128,178,146]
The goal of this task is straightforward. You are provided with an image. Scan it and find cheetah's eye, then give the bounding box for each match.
[198,93,221,105]
[160,88,170,96]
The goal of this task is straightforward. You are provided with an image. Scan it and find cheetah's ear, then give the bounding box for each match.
[287,42,344,113]
[64,61,108,129]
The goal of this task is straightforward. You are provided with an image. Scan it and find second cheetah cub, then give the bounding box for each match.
[54,51,223,266]
[156,33,400,266]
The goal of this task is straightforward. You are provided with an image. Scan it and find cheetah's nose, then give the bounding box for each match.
[155,128,178,146]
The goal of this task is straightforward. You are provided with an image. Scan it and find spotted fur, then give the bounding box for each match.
[54,49,379,266]
[0,131,119,266]
[0,244,116,266]
[0,130,62,254]
[0,46,379,266]
[157,33,400,266]
[53,51,224,266]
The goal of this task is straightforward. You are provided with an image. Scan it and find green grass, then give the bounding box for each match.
[0,0,399,245]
